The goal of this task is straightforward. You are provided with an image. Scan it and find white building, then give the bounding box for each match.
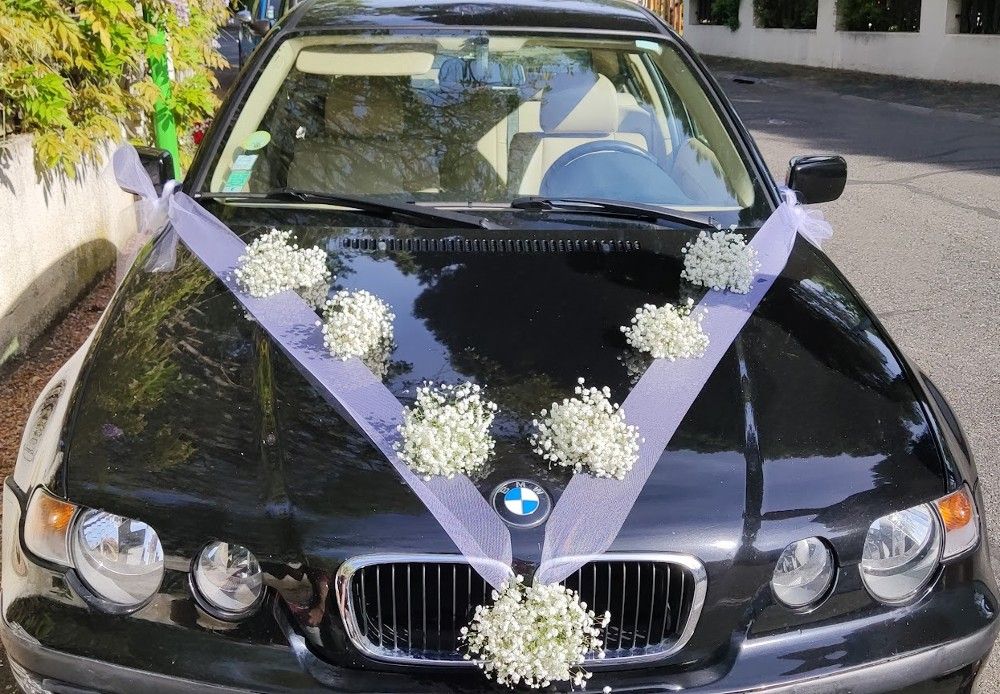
[681,0,1000,85]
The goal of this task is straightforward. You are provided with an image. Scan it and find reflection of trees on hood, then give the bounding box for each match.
[81,256,213,474]
[407,250,672,402]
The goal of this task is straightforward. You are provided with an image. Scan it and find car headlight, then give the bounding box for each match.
[71,509,164,608]
[192,541,263,618]
[771,537,835,608]
[860,503,941,604]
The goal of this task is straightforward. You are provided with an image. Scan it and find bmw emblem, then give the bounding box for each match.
[491,480,551,528]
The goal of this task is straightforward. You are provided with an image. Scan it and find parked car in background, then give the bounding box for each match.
[3,0,996,691]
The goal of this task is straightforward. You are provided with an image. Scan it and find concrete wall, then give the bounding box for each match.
[683,0,1000,85]
[0,135,138,364]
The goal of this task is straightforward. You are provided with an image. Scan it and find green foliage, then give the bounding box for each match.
[708,0,742,30]
[0,0,228,176]
[837,0,921,32]
[754,0,818,29]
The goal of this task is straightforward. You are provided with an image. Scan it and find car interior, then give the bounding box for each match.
[212,36,753,210]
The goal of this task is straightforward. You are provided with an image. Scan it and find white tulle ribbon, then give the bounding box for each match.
[536,189,833,584]
[112,145,514,589]
[113,142,833,593]
[778,187,833,249]
[114,155,181,282]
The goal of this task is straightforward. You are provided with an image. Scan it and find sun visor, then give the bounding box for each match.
[296,49,435,76]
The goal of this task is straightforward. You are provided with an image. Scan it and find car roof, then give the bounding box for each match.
[286,0,669,36]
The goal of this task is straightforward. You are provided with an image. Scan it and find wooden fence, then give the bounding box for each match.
[640,0,684,32]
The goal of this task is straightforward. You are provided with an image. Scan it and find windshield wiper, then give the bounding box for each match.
[510,196,718,230]
[195,188,506,230]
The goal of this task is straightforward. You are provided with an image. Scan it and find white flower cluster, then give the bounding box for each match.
[321,290,394,361]
[461,576,609,690]
[621,298,709,361]
[531,379,640,480]
[395,382,498,480]
[680,230,760,294]
[234,229,330,300]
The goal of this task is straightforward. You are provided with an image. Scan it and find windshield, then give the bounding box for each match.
[207,31,769,225]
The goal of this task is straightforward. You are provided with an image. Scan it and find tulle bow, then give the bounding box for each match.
[779,186,834,248]
[112,146,180,281]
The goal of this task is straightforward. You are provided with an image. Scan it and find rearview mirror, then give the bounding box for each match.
[785,155,847,204]
[135,147,175,196]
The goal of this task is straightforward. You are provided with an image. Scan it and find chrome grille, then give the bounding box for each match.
[336,554,706,666]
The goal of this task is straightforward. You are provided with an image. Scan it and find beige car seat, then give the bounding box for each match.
[507,74,649,196]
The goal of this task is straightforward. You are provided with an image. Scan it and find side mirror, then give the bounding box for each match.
[135,147,175,196]
[785,155,846,204]
[249,19,271,35]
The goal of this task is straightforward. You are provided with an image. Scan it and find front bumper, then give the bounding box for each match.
[4,480,998,693]
[2,588,996,694]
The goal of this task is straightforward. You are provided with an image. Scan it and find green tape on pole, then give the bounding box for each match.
[147,25,181,179]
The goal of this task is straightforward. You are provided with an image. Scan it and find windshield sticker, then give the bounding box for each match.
[231,154,258,171]
[241,130,271,151]
[222,169,252,192]
[635,39,663,54]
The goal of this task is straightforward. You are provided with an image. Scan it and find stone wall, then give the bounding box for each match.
[0,135,138,365]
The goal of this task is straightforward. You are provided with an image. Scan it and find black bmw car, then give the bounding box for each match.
[3,0,997,691]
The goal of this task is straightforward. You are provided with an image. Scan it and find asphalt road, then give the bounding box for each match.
[709,61,1000,688]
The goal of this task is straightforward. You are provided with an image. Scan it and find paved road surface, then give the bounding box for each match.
[708,59,1000,689]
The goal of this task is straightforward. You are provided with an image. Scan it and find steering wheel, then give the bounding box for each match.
[539,140,683,203]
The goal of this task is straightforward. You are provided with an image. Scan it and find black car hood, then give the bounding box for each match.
[58,214,946,605]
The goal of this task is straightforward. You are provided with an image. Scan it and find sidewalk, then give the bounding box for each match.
[703,56,1000,124]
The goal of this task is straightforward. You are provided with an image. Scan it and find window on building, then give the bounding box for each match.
[754,0,818,29]
[838,0,921,32]
[959,0,1000,33]
[695,0,740,27]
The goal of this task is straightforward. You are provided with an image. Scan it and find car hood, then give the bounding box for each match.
[57,215,946,659]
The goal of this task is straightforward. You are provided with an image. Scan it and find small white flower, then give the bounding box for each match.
[234,228,330,302]
[530,380,640,480]
[395,382,498,480]
[461,578,608,689]
[621,298,709,361]
[680,230,760,294]
[321,290,394,364]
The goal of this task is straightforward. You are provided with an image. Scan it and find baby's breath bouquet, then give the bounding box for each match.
[395,382,498,480]
[622,298,709,361]
[321,289,395,363]
[461,576,610,690]
[681,229,760,294]
[531,379,640,480]
[234,229,330,300]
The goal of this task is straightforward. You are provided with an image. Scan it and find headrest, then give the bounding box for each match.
[324,77,409,137]
[540,74,618,135]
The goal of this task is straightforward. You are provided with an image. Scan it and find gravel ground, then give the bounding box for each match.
[0,273,114,481]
